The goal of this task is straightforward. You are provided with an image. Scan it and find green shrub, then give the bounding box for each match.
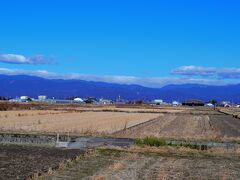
[135,136,166,147]
[135,138,143,145]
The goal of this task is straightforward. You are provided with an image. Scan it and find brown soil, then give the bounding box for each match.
[0,144,83,180]
[116,108,240,141]
[116,114,217,140]
[210,114,240,138]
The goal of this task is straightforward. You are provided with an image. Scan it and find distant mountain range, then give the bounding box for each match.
[1,74,240,102]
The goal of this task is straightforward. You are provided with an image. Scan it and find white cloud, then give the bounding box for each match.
[172,66,240,79]
[0,54,54,64]
[0,67,236,88]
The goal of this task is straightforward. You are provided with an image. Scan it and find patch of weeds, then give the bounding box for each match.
[135,137,208,151]
[135,136,167,147]
[183,144,208,151]
[97,148,122,157]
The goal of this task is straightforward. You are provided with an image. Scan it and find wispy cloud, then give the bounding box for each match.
[172,66,240,79]
[0,67,235,88]
[0,54,55,64]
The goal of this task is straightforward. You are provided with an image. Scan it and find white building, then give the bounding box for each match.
[99,98,112,105]
[205,103,214,107]
[20,96,29,100]
[221,101,231,107]
[38,95,47,101]
[73,97,84,103]
[153,99,163,105]
[172,101,180,106]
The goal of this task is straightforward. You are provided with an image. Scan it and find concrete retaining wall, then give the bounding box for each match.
[0,133,71,146]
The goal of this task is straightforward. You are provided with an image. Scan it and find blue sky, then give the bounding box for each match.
[0,0,240,87]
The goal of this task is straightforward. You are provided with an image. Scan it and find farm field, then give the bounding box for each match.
[0,110,67,118]
[70,106,189,113]
[0,144,83,180]
[0,102,190,113]
[218,107,240,117]
[116,108,240,141]
[41,148,240,179]
[0,110,159,134]
[116,114,217,139]
[1,106,240,141]
[1,105,240,179]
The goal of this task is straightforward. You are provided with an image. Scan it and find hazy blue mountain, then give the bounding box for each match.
[1,74,240,102]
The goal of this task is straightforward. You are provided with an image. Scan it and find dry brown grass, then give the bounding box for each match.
[218,107,240,117]
[109,162,124,172]
[90,175,106,180]
[41,104,190,114]
[117,114,219,140]
[72,106,188,113]
[38,146,240,180]
[0,110,159,134]
[0,110,67,118]
[127,145,240,157]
